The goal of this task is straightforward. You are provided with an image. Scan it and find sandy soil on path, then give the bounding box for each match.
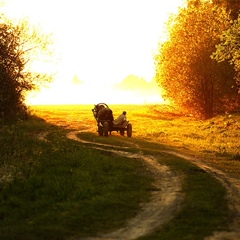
[164,151,240,240]
[67,131,183,240]
[66,131,240,240]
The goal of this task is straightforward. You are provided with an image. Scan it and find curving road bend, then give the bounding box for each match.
[67,131,183,240]
[165,151,240,240]
[67,131,240,240]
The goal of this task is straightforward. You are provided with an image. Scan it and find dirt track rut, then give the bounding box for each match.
[67,131,183,240]
[165,151,240,240]
[67,131,240,240]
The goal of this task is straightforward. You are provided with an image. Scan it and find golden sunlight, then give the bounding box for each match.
[1,0,184,105]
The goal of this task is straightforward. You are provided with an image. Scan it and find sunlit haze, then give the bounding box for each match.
[2,0,184,105]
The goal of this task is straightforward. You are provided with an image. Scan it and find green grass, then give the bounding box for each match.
[72,133,230,239]
[0,117,153,240]
[32,104,240,165]
[0,104,237,239]
[77,131,134,146]
[139,152,229,240]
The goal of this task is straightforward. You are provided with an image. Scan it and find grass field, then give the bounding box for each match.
[0,104,239,239]
[31,104,240,176]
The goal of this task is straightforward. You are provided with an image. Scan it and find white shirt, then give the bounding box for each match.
[113,113,127,125]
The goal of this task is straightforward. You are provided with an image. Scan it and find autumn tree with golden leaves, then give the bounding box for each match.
[155,1,239,119]
[212,15,240,91]
[211,0,240,20]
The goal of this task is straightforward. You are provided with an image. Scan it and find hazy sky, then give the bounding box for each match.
[2,0,184,104]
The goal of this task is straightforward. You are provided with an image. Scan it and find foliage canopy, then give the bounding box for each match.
[211,0,240,19]
[155,1,239,118]
[0,15,54,121]
[212,15,240,91]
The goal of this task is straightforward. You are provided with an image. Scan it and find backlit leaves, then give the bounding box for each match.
[155,1,234,118]
[213,16,240,72]
[0,15,54,120]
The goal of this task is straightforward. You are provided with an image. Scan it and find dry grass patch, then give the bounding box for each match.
[31,104,240,176]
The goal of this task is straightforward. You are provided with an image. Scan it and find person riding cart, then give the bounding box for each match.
[113,111,128,128]
[92,103,132,137]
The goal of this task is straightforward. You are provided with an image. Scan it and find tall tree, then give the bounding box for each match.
[0,15,54,121]
[155,1,236,118]
[212,15,240,92]
[211,0,240,19]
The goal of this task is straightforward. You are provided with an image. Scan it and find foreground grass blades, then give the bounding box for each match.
[139,152,229,240]
[78,134,230,239]
[0,113,231,240]
[0,118,153,240]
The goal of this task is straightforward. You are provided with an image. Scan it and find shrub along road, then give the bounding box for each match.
[67,130,240,240]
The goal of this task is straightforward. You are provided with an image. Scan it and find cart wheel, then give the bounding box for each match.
[127,124,132,137]
[120,129,124,136]
[103,122,109,136]
[98,125,103,136]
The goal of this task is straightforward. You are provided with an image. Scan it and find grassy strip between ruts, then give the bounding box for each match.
[78,134,230,239]
[0,117,153,240]
[0,116,230,240]
[139,150,229,240]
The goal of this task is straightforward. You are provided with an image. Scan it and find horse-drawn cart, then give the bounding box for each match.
[92,103,132,137]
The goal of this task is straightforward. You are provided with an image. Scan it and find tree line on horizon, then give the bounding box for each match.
[155,0,240,119]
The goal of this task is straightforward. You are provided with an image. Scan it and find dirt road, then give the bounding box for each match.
[67,131,240,240]
[166,151,240,240]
